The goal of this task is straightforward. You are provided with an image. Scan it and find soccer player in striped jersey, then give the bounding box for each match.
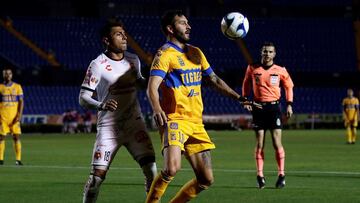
[145,10,251,203]
[242,42,294,189]
[0,68,24,166]
[342,88,359,144]
[79,20,157,203]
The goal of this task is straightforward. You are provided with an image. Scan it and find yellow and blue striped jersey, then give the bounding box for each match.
[0,82,23,121]
[150,42,213,123]
[342,96,359,120]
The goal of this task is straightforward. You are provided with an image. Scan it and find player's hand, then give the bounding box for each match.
[99,99,118,112]
[286,105,293,118]
[238,96,262,111]
[153,109,167,127]
[11,114,21,125]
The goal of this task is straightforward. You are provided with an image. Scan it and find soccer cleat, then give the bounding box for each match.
[15,160,23,166]
[0,160,3,165]
[257,175,266,189]
[275,175,285,189]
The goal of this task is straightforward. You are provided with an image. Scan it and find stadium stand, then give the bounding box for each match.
[1,16,356,72]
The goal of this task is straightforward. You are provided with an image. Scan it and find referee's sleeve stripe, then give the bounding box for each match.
[81,86,95,92]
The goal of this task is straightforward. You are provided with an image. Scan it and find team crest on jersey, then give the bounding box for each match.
[170,122,178,129]
[177,56,185,66]
[254,73,261,85]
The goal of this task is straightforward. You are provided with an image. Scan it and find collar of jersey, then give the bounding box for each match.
[166,41,187,53]
[4,82,13,87]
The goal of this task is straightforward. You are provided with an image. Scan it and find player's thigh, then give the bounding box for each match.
[184,123,215,156]
[91,127,121,168]
[255,130,265,148]
[186,150,214,185]
[124,121,155,163]
[162,120,192,152]
[0,120,11,136]
[11,122,21,135]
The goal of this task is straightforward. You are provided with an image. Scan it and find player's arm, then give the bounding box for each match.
[204,72,250,105]
[282,69,294,118]
[79,62,117,111]
[79,89,117,111]
[13,95,24,124]
[147,75,167,127]
[241,65,255,111]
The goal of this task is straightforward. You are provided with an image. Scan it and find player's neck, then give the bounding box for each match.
[105,51,124,61]
[4,80,12,85]
[168,38,186,50]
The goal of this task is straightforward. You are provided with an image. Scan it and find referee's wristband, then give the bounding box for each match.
[286,101,293,106]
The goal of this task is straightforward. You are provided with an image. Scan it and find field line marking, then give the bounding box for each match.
[2,165,360,176]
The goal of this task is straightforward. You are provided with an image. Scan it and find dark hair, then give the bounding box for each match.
[99,19,124,39]
[262,41,276,50]
[161,10,186,35]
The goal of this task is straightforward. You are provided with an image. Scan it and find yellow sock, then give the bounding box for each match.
[352,128,357,143]
[0,140,5,160]
[14,140,22,161]
[146,171,173,203]
[169,178,207,203]
[346,127,352,143]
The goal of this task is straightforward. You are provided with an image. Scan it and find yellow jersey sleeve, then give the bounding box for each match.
[150,49,171,78]
[196,47,213,77]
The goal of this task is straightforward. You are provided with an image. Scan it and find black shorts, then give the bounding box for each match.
[252,101,282,131]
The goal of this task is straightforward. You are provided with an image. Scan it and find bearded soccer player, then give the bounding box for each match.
[0,68,24,166]
[342,88,359,144]
[79,20,157,203]
[242,42,294,189]
[145,10,253,203]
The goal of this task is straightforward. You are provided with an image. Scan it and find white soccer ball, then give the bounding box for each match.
[221,12,249,40]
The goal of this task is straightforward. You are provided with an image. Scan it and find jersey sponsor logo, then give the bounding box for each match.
[177,56,185,66]
[276,118,281,126]
[90,76,98,84]
[270,74,279,85]
[151,50,162,69]
[105,65,112,71]
[170,122,178,129]
[187,89,199,97]
[83,68,93,85]
[94,150,101,160]
[170,132,177,140]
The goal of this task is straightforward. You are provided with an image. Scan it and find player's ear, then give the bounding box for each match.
[103,37,110,46]
[166,25,174,35]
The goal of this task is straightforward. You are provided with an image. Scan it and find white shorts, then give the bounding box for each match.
[91,116,155,169]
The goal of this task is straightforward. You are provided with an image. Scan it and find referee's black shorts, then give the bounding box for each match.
[252,101,282,131]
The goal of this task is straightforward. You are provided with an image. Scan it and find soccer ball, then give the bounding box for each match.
[221,12,249,40]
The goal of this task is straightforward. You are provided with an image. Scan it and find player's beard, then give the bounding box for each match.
[174,30,190,44]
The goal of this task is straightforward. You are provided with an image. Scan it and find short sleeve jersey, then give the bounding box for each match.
[0,82,23,121]
[242,64,294,102]
[342,97,359,120]
[81,51,143,127]
[150,42,213,123]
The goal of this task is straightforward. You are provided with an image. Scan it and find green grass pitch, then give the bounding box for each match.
[0,130,359,203]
